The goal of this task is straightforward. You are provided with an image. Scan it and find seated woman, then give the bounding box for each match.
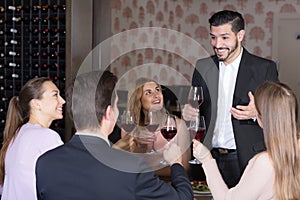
[193,82,300,199]
[123,78,191,179]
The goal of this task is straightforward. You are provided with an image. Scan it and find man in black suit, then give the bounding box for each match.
[182,10,278,188]
[36,70,193,200]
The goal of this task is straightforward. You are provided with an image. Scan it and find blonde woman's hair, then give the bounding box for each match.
[255,82,300,200]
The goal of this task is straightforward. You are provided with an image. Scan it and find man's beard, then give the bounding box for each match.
[214,39,238,62]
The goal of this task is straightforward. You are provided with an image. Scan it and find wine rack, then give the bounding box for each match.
[0,0,66,142]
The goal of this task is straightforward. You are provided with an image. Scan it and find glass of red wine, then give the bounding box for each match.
[121,110,136,134]
[188,86,204,109]
[188,115,206,164]
[144,111,160,154]
[160,114,177,165]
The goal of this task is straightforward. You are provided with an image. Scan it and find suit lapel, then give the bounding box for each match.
[232,49,254,106]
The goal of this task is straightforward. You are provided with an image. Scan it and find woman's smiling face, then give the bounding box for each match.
[141,82,163,112]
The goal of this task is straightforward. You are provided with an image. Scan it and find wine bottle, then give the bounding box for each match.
[32,5,42,12]
[8,51,20,57]
[8,5,23,12]
[12,17,21,22]
[10,40,19,45]
[30,28,40,35]
[51,4,59,11]
[32,16,40,23]
[42,28,49,35]
[41,5,49,12]
[51,63,60,69]
[42,16,49,24]
[60,4,66,11]
[9,28,21,34]
[8,62,20,67]
[41,63,48,70]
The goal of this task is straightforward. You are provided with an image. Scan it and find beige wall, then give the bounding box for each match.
[108,0,300,86]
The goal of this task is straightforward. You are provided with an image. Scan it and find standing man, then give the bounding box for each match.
[182,10,278,188]
[36,70,193,200]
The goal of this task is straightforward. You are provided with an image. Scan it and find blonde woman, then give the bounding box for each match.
[125,78,191,178]
[193,81,300,200]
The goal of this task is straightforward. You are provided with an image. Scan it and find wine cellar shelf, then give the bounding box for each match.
[0,0,66,142]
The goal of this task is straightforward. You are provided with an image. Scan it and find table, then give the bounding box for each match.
[194,193,213,200]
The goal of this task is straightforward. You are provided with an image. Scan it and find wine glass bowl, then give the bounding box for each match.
[189,116,206,142]
[144,111,160,154]
[189,116,206,164]
[160,125,177,142]
[121,110,136,133]
[160,114,177,165]
[188,86,204,108]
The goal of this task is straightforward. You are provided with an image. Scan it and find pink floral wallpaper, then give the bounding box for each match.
[109,0,300,88]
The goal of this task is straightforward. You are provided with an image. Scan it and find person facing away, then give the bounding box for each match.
[0,77,65,200]
[124,78,191,180]
[193,81,300,200]
[35,70,193,200]
[182,10,279,187]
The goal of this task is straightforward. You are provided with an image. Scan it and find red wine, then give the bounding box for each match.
[189,128,205,141]
[161,127,177,141]
[146,124,159,132]
[121,124,136,133]
[188,98,204,108]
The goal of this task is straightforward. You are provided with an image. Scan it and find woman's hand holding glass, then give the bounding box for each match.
[192,139,212,163]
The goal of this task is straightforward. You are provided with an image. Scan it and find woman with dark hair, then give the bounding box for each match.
[0,77,65,200]
[193,82,300,200]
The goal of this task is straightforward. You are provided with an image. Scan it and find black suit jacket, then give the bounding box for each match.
[192,48,279,173]
[36,134,193,200]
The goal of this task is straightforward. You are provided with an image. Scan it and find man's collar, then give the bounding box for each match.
[75,131,110,146]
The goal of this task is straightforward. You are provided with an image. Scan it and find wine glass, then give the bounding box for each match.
[160,114,177,165]
[188,86,204,109]
[188,116,206,164]
[121,110,136,133]
[144,111,160,154]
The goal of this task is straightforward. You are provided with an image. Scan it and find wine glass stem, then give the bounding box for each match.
[151,132,156,152]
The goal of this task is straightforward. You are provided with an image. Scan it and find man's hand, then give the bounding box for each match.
[231,91,257,120]
[182,104,199,121]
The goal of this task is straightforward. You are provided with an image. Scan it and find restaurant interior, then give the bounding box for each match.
[1,0,300,199]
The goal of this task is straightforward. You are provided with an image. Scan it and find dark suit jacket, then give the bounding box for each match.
[36,134,193,200]
[192,48,279,173]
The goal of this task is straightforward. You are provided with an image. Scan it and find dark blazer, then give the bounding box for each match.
[192,48,279,173]
[36,134,193,200]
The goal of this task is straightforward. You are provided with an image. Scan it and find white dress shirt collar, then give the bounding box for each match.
[75,131,111,146]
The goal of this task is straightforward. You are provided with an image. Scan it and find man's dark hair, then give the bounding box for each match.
[209,10,245,34]
[70,70,118,131]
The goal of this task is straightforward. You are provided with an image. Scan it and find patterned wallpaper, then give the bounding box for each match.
[109,0,300,89]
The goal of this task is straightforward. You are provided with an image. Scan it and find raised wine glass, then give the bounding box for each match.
[121,110,136,134]
[144,111,160,154]
[188,115,206,164]
[160,114,177,165]
[188,86,204,109]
